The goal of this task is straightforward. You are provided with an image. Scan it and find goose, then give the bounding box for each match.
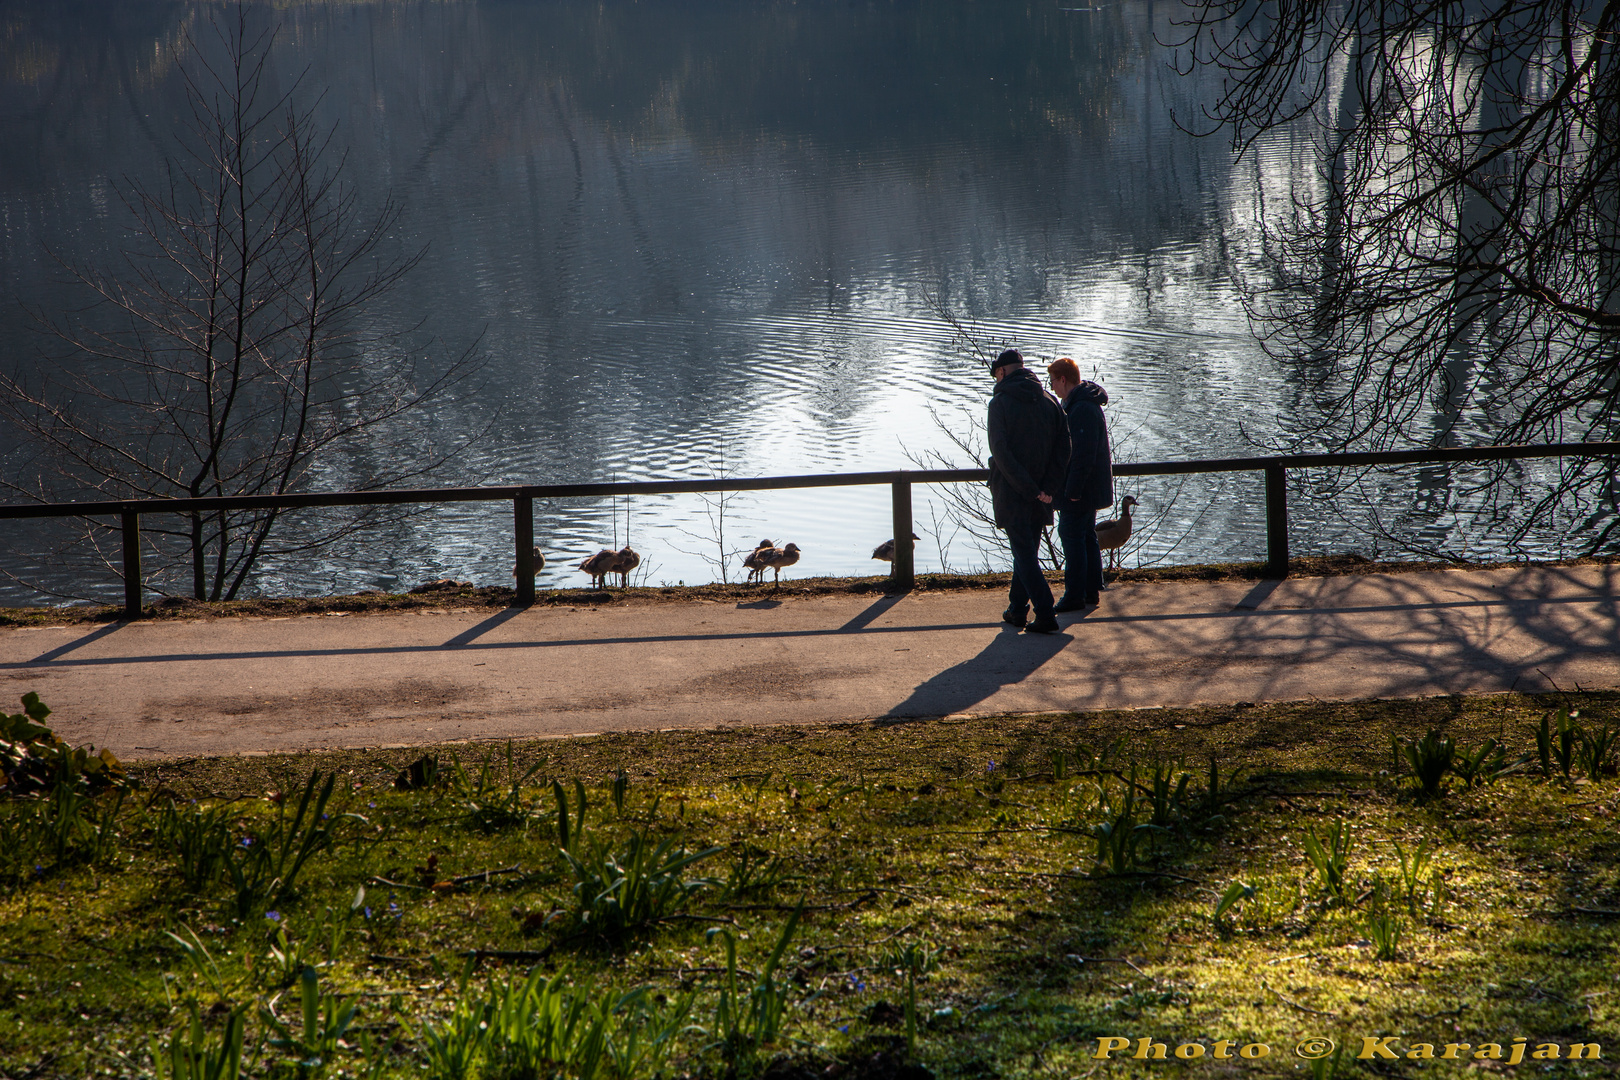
[511,546,545,579]
[761,542,801,586]
[871,533,921,563]
[1094,495,1138,570]
[742,539,775,585]
[610,545,640,588]
[578,549,619,590]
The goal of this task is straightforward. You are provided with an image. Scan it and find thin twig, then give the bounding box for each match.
[1265,952,1320,965]
[1263,981,1338,1018]
[460,947,556,964]
[368,876,430,892]
[448,866,525,886]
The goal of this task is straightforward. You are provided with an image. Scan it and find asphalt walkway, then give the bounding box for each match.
[3,563,1616,759]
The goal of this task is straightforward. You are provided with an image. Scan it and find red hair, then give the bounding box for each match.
[1046,357,1080,383]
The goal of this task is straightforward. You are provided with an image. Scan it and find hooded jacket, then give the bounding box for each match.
[987,366,1069,529]
[1060,380,1114,511]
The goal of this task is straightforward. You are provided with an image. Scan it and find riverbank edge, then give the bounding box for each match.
[2,552,1614,628]
[6,553,1613,628]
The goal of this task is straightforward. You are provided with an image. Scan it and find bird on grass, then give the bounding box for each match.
[578,549,619,590]
[1095,495,1138,570]
[742,539,775,584]
[760,542,801,586]
[610,545,640,588]
[511,546,545,579]
[871,533,921,563]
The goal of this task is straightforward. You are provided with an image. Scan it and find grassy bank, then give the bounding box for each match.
[2,554,1613,628]
[3,691,1619,1078]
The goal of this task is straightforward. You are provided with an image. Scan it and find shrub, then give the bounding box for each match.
[1,692,126,796]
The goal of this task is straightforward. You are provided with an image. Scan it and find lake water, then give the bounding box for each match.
[0,1,1535,604]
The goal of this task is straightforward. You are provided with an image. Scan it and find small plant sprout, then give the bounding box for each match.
[553,777,590,853]
[707,901,804,1063]
[1534,707,1583,779]
[877,940,941,1054]
[1391,838,1433,916]
[448,742,544,831]
[1306,1041,1348,1080]
[1364,879,1404,961]
[1213,881,1257,931]
[152,1001,249,1080]
[259,966,359,1077]
[560,827,722,941]
[1091,768,1162,874]
[1453,737,1529,787]
[1302,821,1354,904]
[1393,730,1455,796]
[610,769,630,816]
[1576,723,1618,780]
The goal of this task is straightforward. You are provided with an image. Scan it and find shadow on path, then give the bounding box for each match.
[25,620,128,663]
[444,607,526,647]
[885,622,1074,718]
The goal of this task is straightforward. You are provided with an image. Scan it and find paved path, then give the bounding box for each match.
[2,564,1616,759]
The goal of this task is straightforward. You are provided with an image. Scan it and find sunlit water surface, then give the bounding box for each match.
[0,1,1554,604]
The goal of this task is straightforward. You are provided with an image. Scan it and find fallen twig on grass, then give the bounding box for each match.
[1263,981,1338,1018]
[724,889,878,913]
[459,946,556,964]
[368,876,430,892]
[366,954,416,966]
[449,865,526,886]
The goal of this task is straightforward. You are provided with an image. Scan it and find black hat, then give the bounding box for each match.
[991,348,1023,374]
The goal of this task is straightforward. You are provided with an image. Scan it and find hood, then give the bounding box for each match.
[1070,379,1109,407]
[993,366,1047,402]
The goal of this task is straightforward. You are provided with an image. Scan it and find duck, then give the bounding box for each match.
[578,548,619,590]
[871,533,921,563]
[511,546,545,579]
[1094,495,1138,570]
[760,542,801,586]
[610,545,640,588]
[742,539,775,585]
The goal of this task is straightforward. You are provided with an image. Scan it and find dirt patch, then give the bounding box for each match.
[550,661,871,712]
[142,676,483,724]
[677,659,871,701]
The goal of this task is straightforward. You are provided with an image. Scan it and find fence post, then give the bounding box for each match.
[514,494,535,606]
[121,509,142,619]
[891,475,914,591]
[1264,464,1289,578]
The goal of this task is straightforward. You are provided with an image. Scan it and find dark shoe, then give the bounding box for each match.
[1001,605,1028,628]
[1081,592,1100,607]
[1025,614,1060,634]
[1052,596,1086,613]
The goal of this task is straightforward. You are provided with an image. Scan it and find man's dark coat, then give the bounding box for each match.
[987,367,1069,529]
[1060,380,1114,511]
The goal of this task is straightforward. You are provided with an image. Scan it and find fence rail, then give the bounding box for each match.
[2,441,1615,617]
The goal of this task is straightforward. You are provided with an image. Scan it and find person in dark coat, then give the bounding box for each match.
[987,349,1069,634]
[1046,358,1114,611]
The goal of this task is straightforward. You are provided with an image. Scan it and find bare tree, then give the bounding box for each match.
[1169,0,1620,553]
[0,6,482,601]
[670,442,753,585]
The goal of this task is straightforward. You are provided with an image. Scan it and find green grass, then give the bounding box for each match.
[3,691,1619,1078]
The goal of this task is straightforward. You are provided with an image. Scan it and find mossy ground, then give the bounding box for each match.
[3,692,1619,1078]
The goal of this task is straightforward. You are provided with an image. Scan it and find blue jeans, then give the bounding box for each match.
[1005,512,1054,618]
[1058,506,1104,600]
